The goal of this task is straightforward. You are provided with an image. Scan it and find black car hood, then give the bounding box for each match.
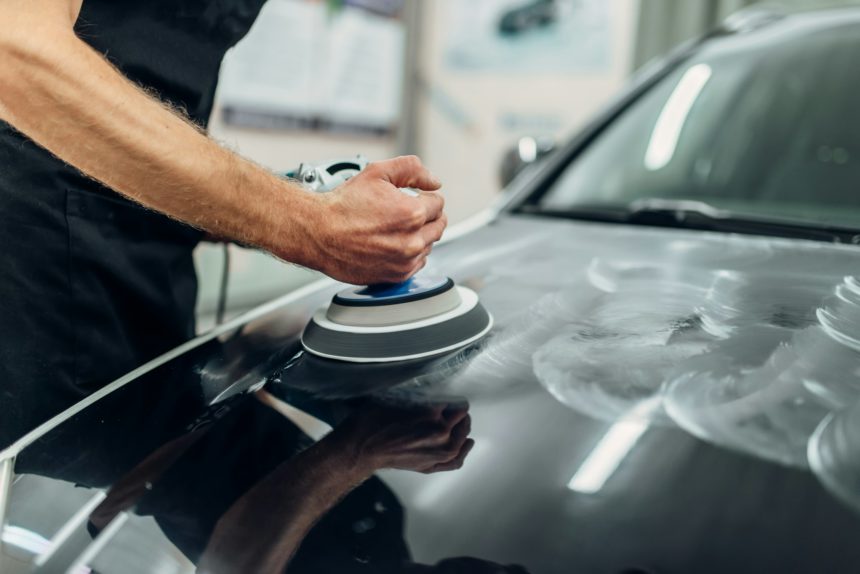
[5,214,860,573]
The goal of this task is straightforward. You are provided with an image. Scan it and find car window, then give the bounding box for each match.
[540,20,860,229]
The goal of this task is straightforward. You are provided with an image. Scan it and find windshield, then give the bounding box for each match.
[538,17,860,230]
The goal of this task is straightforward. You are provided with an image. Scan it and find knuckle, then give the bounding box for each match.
[403,237,425,258]
[394,203,422,226]
[407,206,426,228]
[360,165,375,180]
[402,155,421,168]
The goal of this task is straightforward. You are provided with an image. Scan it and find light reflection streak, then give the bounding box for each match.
[645,63,713,171]
[567,399,659,494]
[567,420,649,494]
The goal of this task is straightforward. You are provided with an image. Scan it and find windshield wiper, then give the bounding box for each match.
[521,199,860,245]
[628,198,730,219]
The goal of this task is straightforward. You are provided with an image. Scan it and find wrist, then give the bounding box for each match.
[322,425,378,482]
[258,176,325,267]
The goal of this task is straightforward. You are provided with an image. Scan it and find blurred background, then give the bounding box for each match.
[196,0,858,328]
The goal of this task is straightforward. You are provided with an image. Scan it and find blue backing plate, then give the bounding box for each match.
[333,276,454,307]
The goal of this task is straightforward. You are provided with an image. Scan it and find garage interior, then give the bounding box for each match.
[2,2,860,573]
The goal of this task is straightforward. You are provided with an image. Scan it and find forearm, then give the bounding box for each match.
[0,2,447,286]
[0,13,316,262]
[197,432,373,574]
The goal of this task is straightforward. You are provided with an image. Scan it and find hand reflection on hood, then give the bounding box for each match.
[197,397,476,573]
[330,401,475,475]
[86,391,528,573]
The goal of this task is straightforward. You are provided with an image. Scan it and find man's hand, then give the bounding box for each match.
[331,402,474,478]
[300,156,447,285]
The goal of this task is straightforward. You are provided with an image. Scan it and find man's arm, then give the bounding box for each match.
[0,0,445,285]
[197,400,473,574]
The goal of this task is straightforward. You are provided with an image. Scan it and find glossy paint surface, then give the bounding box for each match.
[4,214,860,573]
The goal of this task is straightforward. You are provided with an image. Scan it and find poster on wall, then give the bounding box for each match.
[446,0,612,73]
[217,0,405,134]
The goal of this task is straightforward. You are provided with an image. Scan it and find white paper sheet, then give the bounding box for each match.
[217,0,405,131]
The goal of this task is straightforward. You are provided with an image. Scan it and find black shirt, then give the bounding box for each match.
[0,0,267,448]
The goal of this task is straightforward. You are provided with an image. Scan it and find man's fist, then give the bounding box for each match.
[300,155,447,285]
[332,402,474,477]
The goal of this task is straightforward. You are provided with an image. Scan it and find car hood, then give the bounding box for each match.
[5,214,860,573]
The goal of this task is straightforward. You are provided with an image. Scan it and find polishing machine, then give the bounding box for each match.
[288,157,493,363]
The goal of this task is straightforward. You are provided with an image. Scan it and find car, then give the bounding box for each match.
[2,6,860,574]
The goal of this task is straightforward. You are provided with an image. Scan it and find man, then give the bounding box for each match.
[0,0,446,447]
